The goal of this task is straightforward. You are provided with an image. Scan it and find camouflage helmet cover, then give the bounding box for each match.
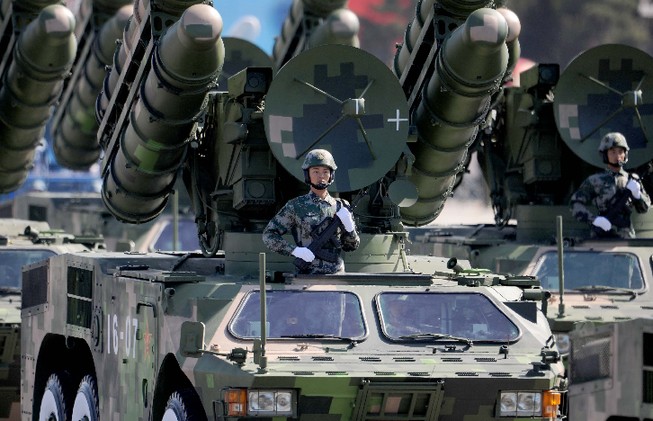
[301,149,338,171]
[598,132,630,152]
[598,132,629,164]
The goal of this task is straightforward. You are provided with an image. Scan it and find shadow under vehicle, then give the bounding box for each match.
[407,39,653,419]
[19,0,567,420]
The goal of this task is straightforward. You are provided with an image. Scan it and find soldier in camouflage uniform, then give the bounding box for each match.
[263,149,360,274]
[570,132,651,238]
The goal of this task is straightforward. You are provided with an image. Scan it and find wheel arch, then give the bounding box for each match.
[152,353,207,421]
[32,333,96,417]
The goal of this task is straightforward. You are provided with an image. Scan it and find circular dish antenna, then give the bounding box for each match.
[263,44,410,192]
[554,44,653,168]
[218,37,273,91]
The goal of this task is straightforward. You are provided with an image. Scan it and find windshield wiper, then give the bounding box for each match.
[398,333,473,346]
[281,334,354,341]
[571,285,638,299]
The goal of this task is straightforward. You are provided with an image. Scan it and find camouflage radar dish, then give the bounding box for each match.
[218,37,274,91]
[264,44,410,192]
[554,44,653,169]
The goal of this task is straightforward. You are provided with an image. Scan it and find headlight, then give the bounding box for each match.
[225,388,295,417]
[554,333,571,355]
[247,390,294,416]
[500,392,517,414]
[499,391,541,416]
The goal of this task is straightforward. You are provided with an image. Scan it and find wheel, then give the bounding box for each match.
[39,373,68,421]
[162,389,207,421]
[71,375,99,421]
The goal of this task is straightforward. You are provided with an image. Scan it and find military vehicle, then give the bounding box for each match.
[406,40,653,419]
[20,0,567,420]
[0,218,102,421]
[4,189,195,252]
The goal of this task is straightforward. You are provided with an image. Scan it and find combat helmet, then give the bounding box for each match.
[599,132,629,165]
[302,149,337,188]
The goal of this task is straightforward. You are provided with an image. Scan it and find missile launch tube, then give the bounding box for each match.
[0,5,77,193]
[306,8,360,49]
[97,0,148,121]
[102,4,224,223]
[400,8,510,226]
[497,7,521,81]
[17,1,61,13]
[272,0,351,68]
[438,0,498,17]
[303,0,349,17]
[53,5,132,170]
[394,0,435,79]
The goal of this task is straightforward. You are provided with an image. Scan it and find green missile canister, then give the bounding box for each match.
[401,7,510,225]
[0,4,77,193]
[53,5,132,171]
[306,8,360,49]
[102,4,224,223]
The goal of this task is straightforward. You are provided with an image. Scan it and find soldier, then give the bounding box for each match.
[570,132,651,238]
[263,149,360,274]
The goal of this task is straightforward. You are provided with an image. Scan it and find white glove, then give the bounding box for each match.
[626,178,642,199]
[291,247,315,262]
[336,207,355,232]
[592,216,612,232]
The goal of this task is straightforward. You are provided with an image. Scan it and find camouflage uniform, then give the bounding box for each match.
[263,190,360,274]
[570,168,651,238]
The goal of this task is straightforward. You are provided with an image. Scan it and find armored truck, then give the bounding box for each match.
[406,38,653,420]
[21,251,564,420]
[0,218,100,421]
[19,0,568,420]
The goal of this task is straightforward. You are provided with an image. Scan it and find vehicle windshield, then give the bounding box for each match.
[377,292,520,342]
[0,250,56,288]
[533,251,644,291]
[229,290,366,339]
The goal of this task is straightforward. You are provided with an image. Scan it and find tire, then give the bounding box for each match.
[39,373,68,421]
[71,375,99,421]
[162,390,207,421]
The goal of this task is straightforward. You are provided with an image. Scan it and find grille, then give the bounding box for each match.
[22,263,48,309]
[644,370,653,404]
[360,357,382,362]
[278,356,300,361]
[570,331,612,384]
[351,381,444,421]
[67,267,94,328]
[644,333,653,404]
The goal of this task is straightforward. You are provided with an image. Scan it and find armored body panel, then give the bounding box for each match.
[568,318,653,419]
[21,251,564,420]
[0,218,98,421]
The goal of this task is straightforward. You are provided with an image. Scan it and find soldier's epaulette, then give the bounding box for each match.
[630,172,641,180]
